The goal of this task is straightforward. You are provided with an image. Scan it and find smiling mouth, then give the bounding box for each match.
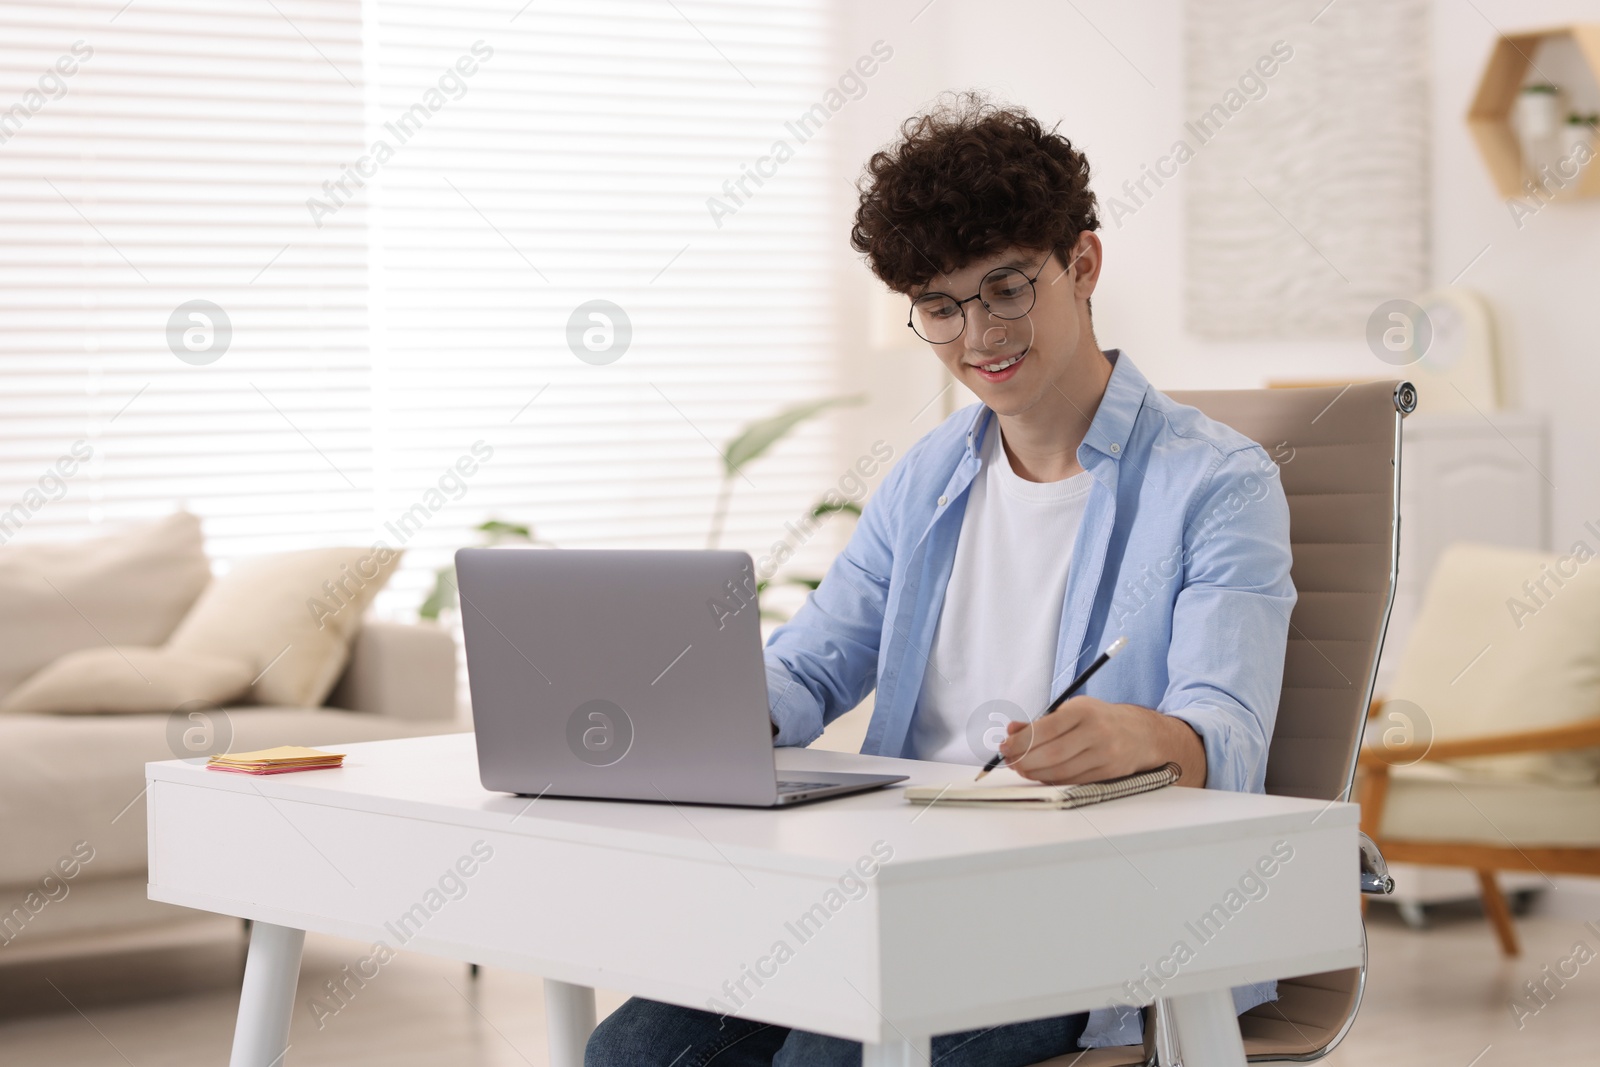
[970,347,1028,374]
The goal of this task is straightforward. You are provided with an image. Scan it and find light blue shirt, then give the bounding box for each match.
[763,350,1296,1047]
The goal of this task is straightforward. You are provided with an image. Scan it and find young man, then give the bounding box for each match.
[587,96,1294,1066]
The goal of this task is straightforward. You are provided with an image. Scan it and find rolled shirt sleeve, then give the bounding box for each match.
[1160,445,1296,794]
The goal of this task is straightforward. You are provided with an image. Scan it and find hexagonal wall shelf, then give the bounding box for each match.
[1467,24,1600,198]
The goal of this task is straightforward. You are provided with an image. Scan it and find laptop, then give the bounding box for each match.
[456,548,907,806]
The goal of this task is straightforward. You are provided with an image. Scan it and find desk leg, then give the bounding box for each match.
[862,1033,930,1067]
[544,979,596,1067]
[229,922,305,1067]
[1166,988,1246,1067]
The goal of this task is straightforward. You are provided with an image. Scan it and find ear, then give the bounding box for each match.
[1063,231,1102,302]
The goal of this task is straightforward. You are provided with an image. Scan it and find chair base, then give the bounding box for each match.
[1024,964,1365,1066]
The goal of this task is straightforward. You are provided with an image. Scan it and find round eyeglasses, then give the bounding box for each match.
[907,261,1046,345]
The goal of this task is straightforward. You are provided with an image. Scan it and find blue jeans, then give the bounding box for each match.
[585,997,1089,1067]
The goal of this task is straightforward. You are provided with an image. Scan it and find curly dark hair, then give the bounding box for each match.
[850,93,1099,294]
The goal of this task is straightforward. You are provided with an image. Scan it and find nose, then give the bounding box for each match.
[962,302,1003,352]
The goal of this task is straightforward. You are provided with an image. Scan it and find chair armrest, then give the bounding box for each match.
[325,620,458,721]
[1359,832,1394,895]
[1361,717,1600,765]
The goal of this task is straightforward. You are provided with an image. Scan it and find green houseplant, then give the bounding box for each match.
[421,395,865,620]
[418,520,552,621]
[707,394,864,548]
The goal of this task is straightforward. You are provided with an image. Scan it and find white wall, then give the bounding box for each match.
[826,0,1600,548]
[1431,0,1600,545]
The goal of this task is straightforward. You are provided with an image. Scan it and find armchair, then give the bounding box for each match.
[1358,542,1600,956]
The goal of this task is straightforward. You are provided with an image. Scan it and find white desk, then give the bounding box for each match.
[146,733,1362,1067]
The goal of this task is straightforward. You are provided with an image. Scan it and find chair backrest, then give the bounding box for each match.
[1167,381,1414,802]
[1029,381,1414,1067]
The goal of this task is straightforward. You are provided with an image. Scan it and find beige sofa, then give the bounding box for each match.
[0,514,468,961]
[0,620,464,961]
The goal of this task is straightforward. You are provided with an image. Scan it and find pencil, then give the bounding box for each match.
[973,635,1129,781]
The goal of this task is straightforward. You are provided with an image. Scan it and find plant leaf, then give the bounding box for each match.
[722,394,865,476]
[809,500,862,520]
[477,519,534,541]
[418,565,456,620]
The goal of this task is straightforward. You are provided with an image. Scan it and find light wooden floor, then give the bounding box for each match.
[1,901,1596,1065]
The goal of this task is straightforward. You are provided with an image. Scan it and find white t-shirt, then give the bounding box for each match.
[909,424,1093,765]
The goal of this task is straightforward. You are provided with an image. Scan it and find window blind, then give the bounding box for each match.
[0,0,374,559]
[367,0,838,612]
[1,0,840,619]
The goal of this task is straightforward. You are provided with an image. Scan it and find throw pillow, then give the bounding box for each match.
[0,512,211,704]
[167,546,402,707]
[1387,542,1600,784]
[0,647,253,715]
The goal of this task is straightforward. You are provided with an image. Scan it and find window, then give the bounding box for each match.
[1,0,373,557]
[1,0,839,617]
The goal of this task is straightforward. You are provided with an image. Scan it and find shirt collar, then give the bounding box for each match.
[1078,348,1147,463]
[959,348,1149,464]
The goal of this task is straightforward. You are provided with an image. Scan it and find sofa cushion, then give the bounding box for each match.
[1378,762,1600,847]
[0,647,253,715]
[167,546,402,708]
[0,706,465,886]
[1388,542,1600,784]
[0,512,211,704]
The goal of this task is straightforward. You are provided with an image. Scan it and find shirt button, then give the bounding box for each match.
[1110,443,1121,454]
[937,495,948,506]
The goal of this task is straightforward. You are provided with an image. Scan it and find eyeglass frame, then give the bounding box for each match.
[904,255,1052,344]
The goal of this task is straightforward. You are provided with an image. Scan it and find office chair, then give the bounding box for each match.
[1030,379,1414,1067]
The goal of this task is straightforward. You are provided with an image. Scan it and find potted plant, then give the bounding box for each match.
[707,394,865,549]
[418,520,554,621]
[422,395,868,623]
[1515,83,1564,175]
[1515,83,1562,139]
[1560,111,1599,162]
[708,394,867,621]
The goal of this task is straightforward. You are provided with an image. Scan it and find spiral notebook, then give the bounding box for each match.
[904,762,1181,810]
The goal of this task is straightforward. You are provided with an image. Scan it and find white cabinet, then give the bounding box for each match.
[1380,409,1549,692]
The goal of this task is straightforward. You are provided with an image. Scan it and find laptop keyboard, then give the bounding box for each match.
[777,780,834,793]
